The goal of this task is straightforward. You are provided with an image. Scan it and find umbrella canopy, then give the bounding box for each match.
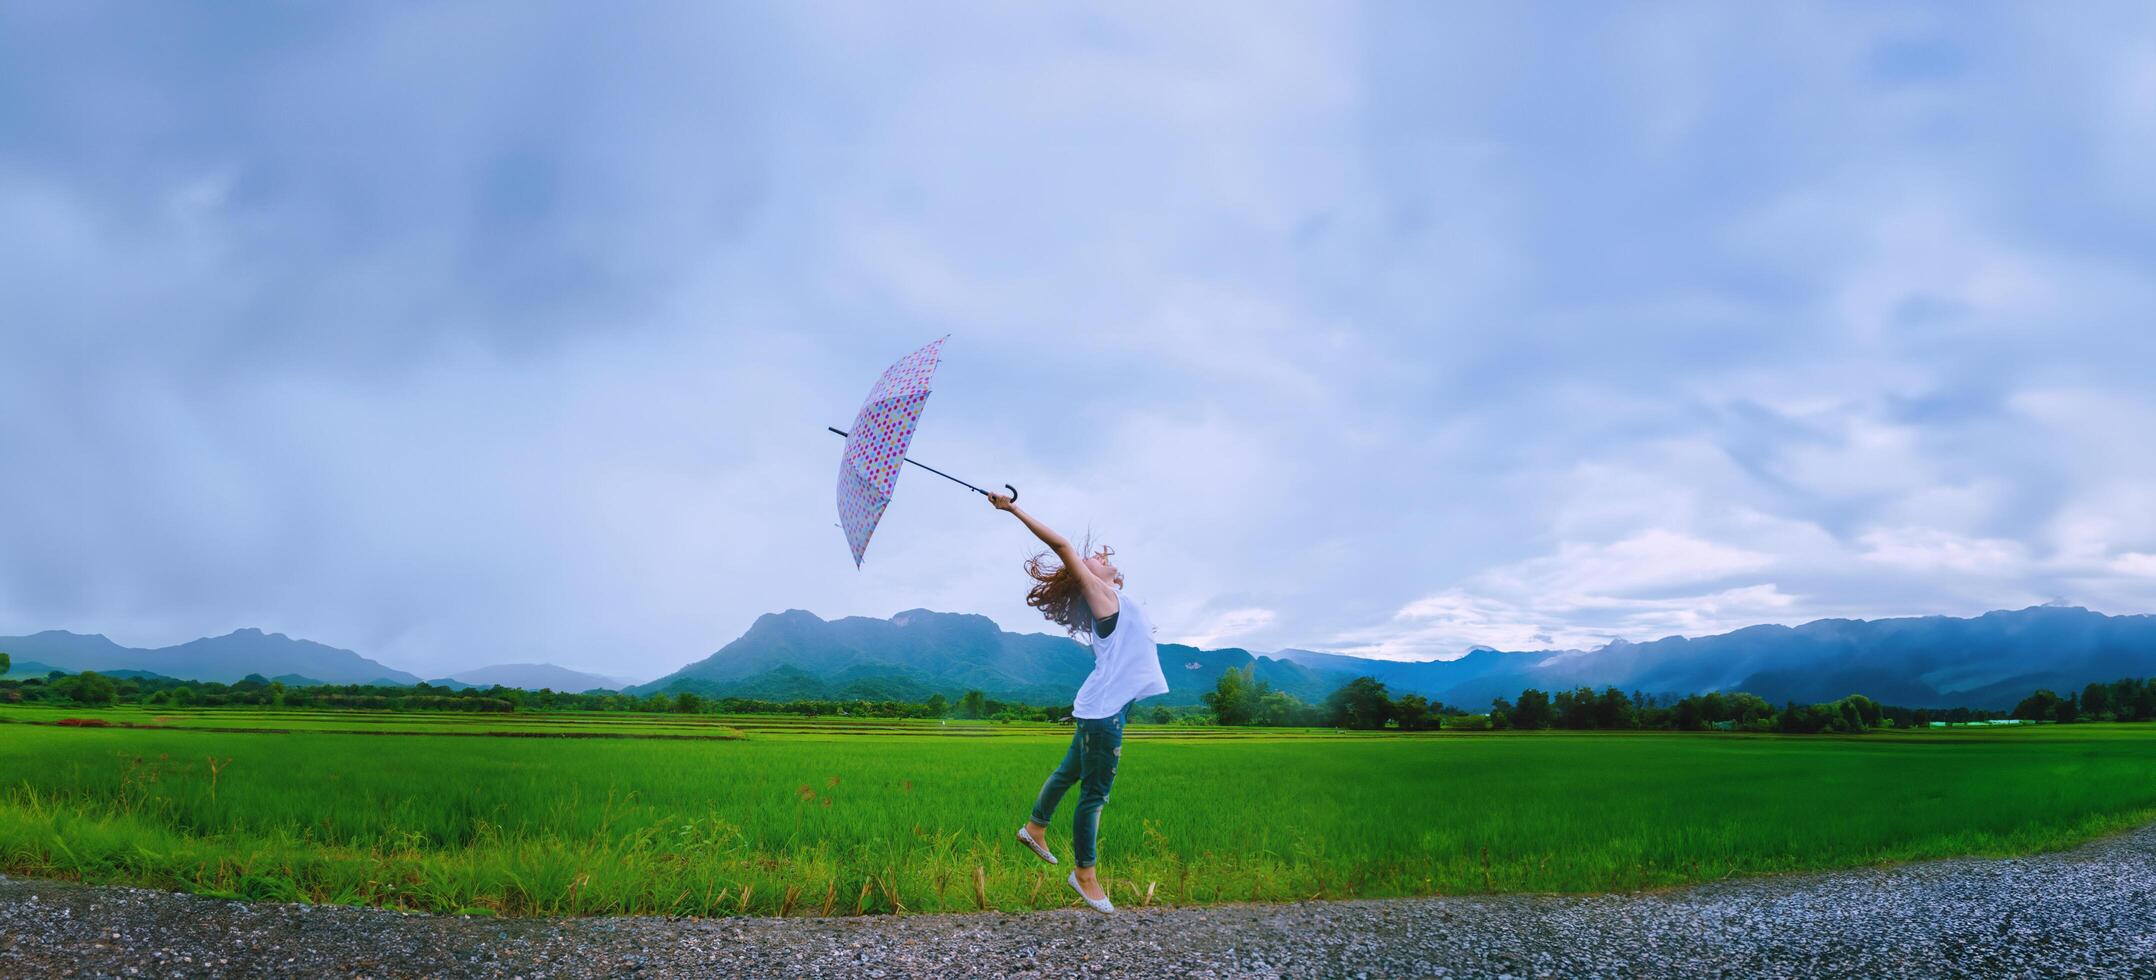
[836,336,948,566]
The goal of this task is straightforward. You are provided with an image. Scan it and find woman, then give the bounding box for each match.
[990,491,1168,914]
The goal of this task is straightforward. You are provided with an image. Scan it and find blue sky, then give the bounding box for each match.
[4,3,2155,678]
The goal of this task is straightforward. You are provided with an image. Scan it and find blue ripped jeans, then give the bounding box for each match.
[1029,703,1127,868]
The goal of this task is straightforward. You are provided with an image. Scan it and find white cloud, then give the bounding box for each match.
[1330,582,1806,662]
[2113,553,2156,577]
[1338,525,1801,661]
[1479,530,1775,598]
[1770,416,1937,501]
[1173,607,1278,649]
[1858,526,2027,574]
[8,3,2156,680]
[1350,591,1585,659]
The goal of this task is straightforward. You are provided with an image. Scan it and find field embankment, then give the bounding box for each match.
[3,705,2154,917]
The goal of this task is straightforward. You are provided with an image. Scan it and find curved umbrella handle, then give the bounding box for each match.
[829,425,1015,502]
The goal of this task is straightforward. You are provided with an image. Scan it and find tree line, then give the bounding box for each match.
[0,654,1079,722]
[1200,667,2022,733]
[14,648,2155,732]
[1488,687,1899,733]
[1200,666,1463,730]
[2009,677,2156,723]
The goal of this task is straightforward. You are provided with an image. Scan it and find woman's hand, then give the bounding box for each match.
[994,494,1070,551]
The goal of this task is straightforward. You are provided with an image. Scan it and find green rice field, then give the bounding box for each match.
[4,704,2155,917]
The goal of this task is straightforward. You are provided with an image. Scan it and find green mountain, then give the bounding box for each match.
[1276,604,2156,710]
[631,608,1336,706]
[0,628,423,686]
[15,604,2148,711]
[427,663,632,693]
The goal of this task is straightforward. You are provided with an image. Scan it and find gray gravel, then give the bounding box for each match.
[7,824,2156,979]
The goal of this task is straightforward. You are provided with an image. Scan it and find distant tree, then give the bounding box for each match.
[674,691,704,713]
[1634,693,1673,729]
[1149,705,1174,724]
[1487,696,1515,730]
[1253,689,1310,727]
[1554,687,1599,729]
[2082,682,2113,721]
[1325,676,1393,730]
[1551,689,1580,728]
[2111,678,2152,722]
[1827,694,1881,731]
[1724,693,1774,728]
[2054,692,2079,724]
[1911,708,1932,727]
[0,651,9,674]
[1392,693,1432,732]
[66,671,118,706]
[1512,689,1554,730]
[1777,701,1840,734]
[924,693,949,717]
[956,690,990,720]
[1203,666,1261,726]
[2011,689,2060,722]
[1594,688,1637,730]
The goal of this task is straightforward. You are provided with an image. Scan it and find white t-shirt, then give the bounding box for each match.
[1070,588,1170,719]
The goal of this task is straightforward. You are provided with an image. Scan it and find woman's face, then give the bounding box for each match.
[1084,548,1123,587]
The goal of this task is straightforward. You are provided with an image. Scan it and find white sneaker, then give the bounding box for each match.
[1016,825,1058,864]
[1067,871,1114,914]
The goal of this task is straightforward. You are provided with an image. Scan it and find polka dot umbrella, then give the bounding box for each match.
[829,336,1016,567]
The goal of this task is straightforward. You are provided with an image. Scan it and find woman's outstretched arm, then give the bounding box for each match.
[989,493,1118,619]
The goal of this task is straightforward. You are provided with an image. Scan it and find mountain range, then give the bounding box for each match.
[627,608,1343,706]
[0,630,627,692]
[8,604,2156,710]
[0,628,424,686]
[1274,603,2156,709]
[425,664,634,692]
[631,604,2156,710]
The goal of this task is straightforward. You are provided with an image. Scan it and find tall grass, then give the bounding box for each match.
[3,715,2154,916]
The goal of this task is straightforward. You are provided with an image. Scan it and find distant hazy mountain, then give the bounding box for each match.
[1271,645,1573,704]
[0,628,422,686]
[632,608,1333,706]
[1277,605,2156,710]
[429,663,632,692]
[11,604,2150,710]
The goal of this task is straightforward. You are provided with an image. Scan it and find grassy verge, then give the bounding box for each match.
[4,708,2154,916]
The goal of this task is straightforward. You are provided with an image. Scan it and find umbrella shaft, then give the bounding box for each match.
[827,426,989,496]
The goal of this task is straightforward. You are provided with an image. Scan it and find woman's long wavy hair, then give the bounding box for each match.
[1024,538,1112,636]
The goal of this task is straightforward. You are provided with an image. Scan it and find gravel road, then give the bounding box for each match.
[7,824,2155,979]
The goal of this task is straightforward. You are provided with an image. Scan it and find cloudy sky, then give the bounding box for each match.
[5,3,2155,678]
